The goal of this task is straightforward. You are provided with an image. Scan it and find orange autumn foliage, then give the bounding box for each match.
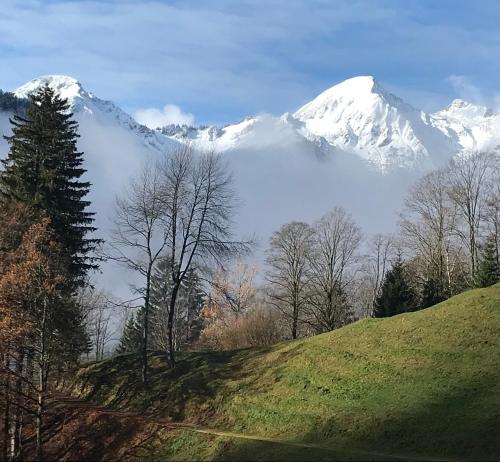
[0,209,67,354]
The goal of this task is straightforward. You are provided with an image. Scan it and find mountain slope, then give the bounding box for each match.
[431,99,500,151]
[70,284,500,461]
[293,76,458,169]
[4,74,499,172]
[160,75,499,171]
[0,75,430,277]
[14,75,177,154]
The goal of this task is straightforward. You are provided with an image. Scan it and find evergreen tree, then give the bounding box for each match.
[117,310,144,354]
[476,235,500,288]
[420,276,446,309]
[148,258,175,350]
[1,85,99,286]
[178,267,205,345]
[118,261,204,354]
[374,258,416,317]
[149,259,204,350]
[0,89,29,112]
[150,258,204,350]
[149,258,175,321]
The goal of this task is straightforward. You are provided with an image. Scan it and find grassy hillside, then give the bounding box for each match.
[70,284,500,461]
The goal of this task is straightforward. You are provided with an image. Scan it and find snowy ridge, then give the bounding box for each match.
[293,76,456,169]
[14,75,176,153]
[152,75,498,170]
[14,75,85,102]
[431,99,500,151]
[9,74,500,171]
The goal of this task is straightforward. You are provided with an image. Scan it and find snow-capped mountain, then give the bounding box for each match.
[14,75,176,154]
[293,76,457,169]
[158,76,499,170]
[6,75,499,172]
[431,99,500,152]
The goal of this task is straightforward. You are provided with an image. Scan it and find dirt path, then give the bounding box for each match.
[48,395,455,462]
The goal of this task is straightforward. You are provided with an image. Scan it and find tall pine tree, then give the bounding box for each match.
[1,85,98,287]
[374,258,416,317]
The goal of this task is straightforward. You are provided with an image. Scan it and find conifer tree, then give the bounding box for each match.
[1,85,98,286]
[180,268,205,345]
[0,216,90,461]
[0,90,29,113]
[117,260,204,355]
[476,235,500,288]
[149,259,204,351]
[117,310,144,354]
[149,259,174,321]
[420,276,446,309]
[374,258,416,317]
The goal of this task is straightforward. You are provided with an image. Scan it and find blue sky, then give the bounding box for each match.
[0,0,499,125]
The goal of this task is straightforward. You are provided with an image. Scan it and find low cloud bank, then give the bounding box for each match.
[134,104,194,129]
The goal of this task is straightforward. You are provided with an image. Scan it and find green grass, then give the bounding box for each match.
[72,284,500,461]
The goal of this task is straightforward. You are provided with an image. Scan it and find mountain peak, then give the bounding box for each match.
[297,76,379,111]
[292,76,447,169]
[294,75,413,121]
[14,75,88,102]
[327,75,379,93]
[438,98,495,119]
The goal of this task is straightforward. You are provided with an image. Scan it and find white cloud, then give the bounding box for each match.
[446,74,500,109]
[134,104,195,128]
[447,74,485,105]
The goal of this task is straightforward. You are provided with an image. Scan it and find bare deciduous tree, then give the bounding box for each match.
[209,261,257,315]
[448,151,497,281]
[159,146,250,366]
[307,207,361,332]
[484,167,500,268]
[265,221,313,339]
[109,161,169,382]
[400,168,461,297]
[80,288,115,361]
[198,301,285,351]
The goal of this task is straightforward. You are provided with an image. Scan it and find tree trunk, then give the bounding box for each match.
[95,324,100,362]
[36,391,42,462]
[167,284,180,366]
[470,225,476,282]
[2,351,11,462]
[10,349,24,460]
[291,297,298,340]
[36,355,46,462]
[142,264,153,384]
[36,299,48,462]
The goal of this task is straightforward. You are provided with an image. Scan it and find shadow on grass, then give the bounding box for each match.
[215,373,500,461]
[18,404,166,462]
[62,340,500,461]
[73,345,305,423]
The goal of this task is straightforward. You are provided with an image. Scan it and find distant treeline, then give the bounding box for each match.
[0,89,29,112]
